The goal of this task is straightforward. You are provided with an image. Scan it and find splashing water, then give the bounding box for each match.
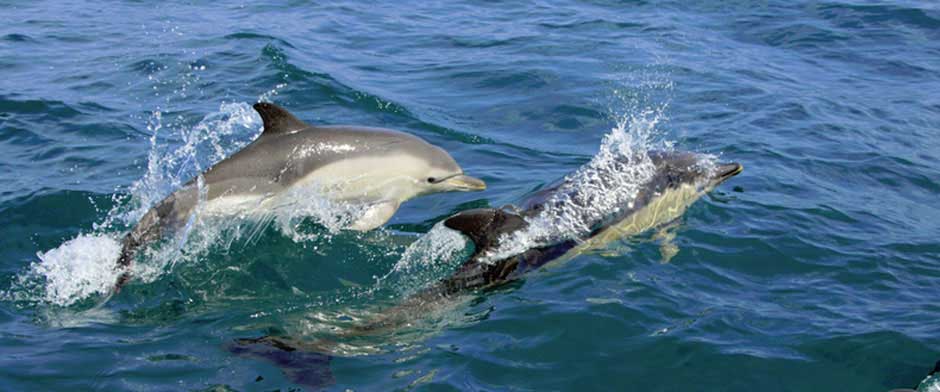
[393,224,469,273]
[269,183,366,242]
[127,102,263,221]
[480,107,668,263]
[4,234,121,307]
[380,223,471,296]
[924,377,940,392]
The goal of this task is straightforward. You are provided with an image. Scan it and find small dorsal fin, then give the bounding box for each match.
[444,208,497,248]
[253,102,310,136]
[444,208,527,253]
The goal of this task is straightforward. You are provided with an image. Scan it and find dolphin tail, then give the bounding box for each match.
[114,187,195,292]
[226,336,335,390]
[114,208,161,291]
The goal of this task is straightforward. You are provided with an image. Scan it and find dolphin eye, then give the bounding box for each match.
[427,177,436,183]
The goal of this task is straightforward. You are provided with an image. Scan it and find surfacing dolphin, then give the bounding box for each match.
[363,150,743,328]
[115,102,485,290]
[230,149,742,389]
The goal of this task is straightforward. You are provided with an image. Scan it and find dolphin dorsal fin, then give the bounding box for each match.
[444,209,497,248]
[253,102,309,136]
[444,208,527,252]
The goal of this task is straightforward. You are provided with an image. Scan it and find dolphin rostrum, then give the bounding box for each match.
[115,102,486,290]
[230,150,742,388]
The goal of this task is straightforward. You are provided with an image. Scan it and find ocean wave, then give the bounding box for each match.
[816,2,940,32]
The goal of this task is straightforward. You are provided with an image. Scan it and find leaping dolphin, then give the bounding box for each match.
[115,102,486,290]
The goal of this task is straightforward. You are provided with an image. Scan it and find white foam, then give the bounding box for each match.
[125,102,262,223]
[268,183,365,241]
[393,223,469,273]
[365,223,471,296]
[7,234,122,307]
[921,376,940,392]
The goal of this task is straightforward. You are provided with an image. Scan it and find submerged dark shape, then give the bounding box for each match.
[233,150,742,389]
[227,336,334,390]
[114,102,485,292]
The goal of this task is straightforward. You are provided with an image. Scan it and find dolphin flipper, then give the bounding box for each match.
[349,200,400,231]
[654,222,680,264]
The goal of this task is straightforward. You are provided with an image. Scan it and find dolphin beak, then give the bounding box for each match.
[442,174,487,191]
[715,162,743,181]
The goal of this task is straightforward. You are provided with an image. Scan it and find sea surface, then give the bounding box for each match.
[2,0,939,391]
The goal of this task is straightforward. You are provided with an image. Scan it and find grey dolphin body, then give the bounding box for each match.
[116,102,485,289]
[230,150,742,389]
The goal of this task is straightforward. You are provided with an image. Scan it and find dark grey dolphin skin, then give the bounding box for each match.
[230,150,742,389]
[115,102,485,291]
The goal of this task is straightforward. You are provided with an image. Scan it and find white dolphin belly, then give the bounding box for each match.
[291,154,427,203]
[551,184,704,265]
[200,194,272,216]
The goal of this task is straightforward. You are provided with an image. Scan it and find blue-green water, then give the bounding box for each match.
[2,1,939,390]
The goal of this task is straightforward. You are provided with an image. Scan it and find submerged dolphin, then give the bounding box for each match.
[116,102,485,289]
[230,149,742,388]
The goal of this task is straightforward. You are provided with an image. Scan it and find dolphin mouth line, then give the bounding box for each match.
[435,173,463,183]
[715,162,743,180]
[440,173,487,191]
